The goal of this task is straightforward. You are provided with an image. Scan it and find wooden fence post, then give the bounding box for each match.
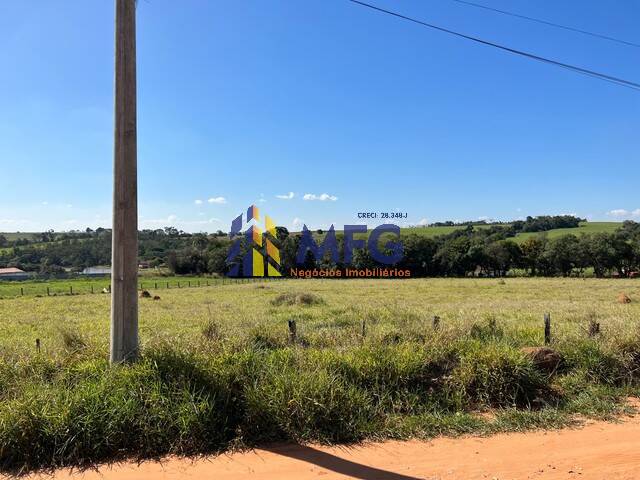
[544,313,551,345]
[288,319,297,344]
[588,319,601,337]
[47,287,50,296]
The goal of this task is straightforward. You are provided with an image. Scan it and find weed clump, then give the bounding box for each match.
[452,343,553,408]
[249,326,288,350]
[59,328,87,353]
[469,317,503,341]
[272,292,323,306]
[202,321,222,342]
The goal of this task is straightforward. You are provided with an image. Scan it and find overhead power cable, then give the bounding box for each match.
[349,0,640,91]
[449,0,640,49]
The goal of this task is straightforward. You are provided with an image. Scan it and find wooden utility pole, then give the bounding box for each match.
[111,0,138,363]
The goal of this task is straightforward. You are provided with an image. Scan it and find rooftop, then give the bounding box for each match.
[0,267,26,275]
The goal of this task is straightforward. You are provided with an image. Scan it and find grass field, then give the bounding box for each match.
[0,232,39,242]
[0,275,245,299]
[1,278,639,473]
[513,222,622,243]
[400,224,496,237]
[401,221,622,241]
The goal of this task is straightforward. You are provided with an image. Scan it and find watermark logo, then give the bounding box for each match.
[226,208,408,278]
[226,204,282,277]
[297,224,404,265]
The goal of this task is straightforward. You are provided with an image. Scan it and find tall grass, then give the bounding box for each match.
[0,278,639,473]
[1,336,639,473]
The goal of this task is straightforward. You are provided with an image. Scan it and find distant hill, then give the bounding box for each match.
[400,221,623,241]
[400,224,499,237]
[0,232,39,241]
[512,222,622,243]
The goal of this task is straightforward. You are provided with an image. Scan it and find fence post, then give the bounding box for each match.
[588,319,601,337]
[166,282,169,289]
[155,282,158,289]
[361,319,366,338]
[70,286,73,295]
[544,313,551,345]
[288,319,297,344]
[188,281,191,288]
[21,287,24,296]
[91,285,94,294]
[47,287,50,296]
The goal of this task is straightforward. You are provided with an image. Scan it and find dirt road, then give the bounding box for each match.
[18,411,640,480]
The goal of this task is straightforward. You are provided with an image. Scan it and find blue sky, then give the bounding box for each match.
[1,0,638,232]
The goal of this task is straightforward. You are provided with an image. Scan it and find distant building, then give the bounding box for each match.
[81,266,112,276]
[0,267,30,281]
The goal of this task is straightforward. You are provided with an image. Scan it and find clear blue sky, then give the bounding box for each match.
[1,0,638,232]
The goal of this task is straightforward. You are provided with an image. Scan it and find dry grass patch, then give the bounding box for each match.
[272,292,324,306]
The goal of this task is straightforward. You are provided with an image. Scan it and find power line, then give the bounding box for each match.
[349,0,640,92]
[448,0,640,49]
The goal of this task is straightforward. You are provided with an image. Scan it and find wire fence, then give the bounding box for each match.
[0,276,286,299]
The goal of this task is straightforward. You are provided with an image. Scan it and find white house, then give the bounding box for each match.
[81,266,112,277]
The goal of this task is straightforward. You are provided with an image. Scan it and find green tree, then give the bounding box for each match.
[544,235,581,277]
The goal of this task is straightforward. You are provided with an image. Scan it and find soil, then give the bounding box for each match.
[17,402,640,480]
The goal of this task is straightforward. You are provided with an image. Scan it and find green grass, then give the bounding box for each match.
[0,278,639,473]
[399,221,622,241]
[400,225,495,236]
[0,232,39,242]
[513,222,622,243]
[0,275,243,299]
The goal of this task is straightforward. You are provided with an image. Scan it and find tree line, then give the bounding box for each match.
[1,217,639,278]
[165,219,640,278]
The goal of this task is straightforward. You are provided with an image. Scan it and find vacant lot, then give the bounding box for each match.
[1,277,638,351]
[0,278,639,473]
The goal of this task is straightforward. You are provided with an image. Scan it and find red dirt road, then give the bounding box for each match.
[17,411,640,480]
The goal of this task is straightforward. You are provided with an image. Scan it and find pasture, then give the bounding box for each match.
[1,277,639,472]
[401,221,622,241]
[0,275,241,299]
[512,221,622,243]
